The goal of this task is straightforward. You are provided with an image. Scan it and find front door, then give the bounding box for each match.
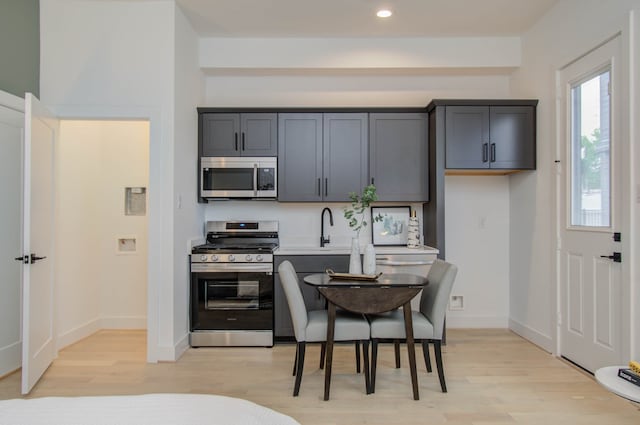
[21,94,58,394]
[557,37,624,372]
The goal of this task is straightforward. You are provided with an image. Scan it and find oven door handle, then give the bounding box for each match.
[191,263,273,273]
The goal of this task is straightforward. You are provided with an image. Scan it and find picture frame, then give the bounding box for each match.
[371,206,411,246]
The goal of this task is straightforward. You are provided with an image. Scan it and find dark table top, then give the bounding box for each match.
[303,272,427,288]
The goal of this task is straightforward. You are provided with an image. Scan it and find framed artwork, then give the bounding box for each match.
[371,206,411,246]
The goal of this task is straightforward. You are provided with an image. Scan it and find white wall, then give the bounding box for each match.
[40,0,179,361]
[445,176,510,327]
[0,91,24,376]
[56,120,148,349]
[509,0,640,356]
[172,4,205,351]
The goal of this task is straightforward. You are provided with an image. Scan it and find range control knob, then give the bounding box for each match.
[228,254,235,262]
[211,255,219,262]
[245,255,253,262]
[200,255,208,262]
[256,255,263,262]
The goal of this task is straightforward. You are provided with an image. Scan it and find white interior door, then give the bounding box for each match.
[0,91,24,378]
[557,37,623,373]
[21,93,58,394]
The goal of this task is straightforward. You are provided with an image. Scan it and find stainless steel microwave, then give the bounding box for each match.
[200,157,277,199]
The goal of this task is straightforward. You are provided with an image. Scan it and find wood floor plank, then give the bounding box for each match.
[0,329,638,424]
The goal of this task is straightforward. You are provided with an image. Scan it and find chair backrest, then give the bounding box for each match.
[419,259,458,339]
[277,260,308,341]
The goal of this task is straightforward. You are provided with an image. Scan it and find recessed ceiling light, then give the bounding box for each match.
[376,9,392,18]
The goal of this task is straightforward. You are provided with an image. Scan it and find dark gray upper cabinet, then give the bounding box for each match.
[278,112,368,202]
[201,113,277,157]
[369,113,428,202]
[443,102,536,170]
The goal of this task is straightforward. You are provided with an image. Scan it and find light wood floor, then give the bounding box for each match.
[1,329,638,424]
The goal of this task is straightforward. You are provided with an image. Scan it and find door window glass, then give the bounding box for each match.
[570,69,611,227]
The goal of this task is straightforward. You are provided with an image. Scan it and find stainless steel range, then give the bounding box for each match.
[190,220,278,347]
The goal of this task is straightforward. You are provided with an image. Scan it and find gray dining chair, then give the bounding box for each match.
[278,260,371,396]
[368,259,458,393]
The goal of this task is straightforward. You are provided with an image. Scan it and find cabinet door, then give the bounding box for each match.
[240,113,278,156]
[201,113,240,156]
[489,106,535,169]
[323,113,368,202]
[277,113,323,201]
[445,106,490,169]
[369,113,428,201]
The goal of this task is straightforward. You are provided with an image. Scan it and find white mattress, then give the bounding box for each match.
[0,393,301,425]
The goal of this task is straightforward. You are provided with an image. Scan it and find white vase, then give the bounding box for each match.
[349,238,362,274]
[363,244,376,275]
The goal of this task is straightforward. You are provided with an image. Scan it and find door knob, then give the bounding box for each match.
[30,253,47,264]
[14,255,28,264]
[600,252,622,263]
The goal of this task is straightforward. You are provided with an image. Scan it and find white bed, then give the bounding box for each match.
[0,393,301,425]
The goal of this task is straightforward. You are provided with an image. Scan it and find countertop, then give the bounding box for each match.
[274,245,439,256]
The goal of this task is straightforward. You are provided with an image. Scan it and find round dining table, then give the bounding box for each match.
[303,272,428,400]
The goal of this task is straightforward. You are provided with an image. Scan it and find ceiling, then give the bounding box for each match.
[176,0,559,38]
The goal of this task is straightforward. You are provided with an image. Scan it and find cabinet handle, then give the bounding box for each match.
[317,178,321,196]
[325,178,328,197]
[490,143,496,162]
[371,177,375,185]
[234,133,238,151]
[242,132,246,151]
[482,143,489,162]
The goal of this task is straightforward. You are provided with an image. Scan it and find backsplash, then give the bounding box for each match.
[203,201,425,248]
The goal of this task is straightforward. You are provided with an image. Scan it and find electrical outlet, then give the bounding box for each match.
[449,295,464,311]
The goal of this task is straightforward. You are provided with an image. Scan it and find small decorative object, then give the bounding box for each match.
[407,210,420,248]
[371,206,411,246]
[344,184,382,274]
[363,243,376,275]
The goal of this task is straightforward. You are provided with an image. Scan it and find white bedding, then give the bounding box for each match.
[0,393,301,425]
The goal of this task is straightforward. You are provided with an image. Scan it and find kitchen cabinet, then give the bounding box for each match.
[441,102,537,170]
[200,113,277,157]
[369,113,428,201]
[274,255,349,339]
[277,113,368,202]
[423,99,538,260]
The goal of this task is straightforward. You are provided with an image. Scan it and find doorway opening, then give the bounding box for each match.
[56,120,150,348]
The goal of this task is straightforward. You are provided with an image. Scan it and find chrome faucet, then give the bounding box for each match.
[320,207,333,247]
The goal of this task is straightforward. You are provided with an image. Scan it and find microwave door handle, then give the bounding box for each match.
[253,163,258,197]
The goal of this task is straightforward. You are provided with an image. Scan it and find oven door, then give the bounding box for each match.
[190,264,274,332]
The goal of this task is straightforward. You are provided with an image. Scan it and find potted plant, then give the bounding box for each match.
[343,184,382,274]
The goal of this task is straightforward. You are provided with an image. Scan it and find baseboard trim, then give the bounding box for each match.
[509,318,553,353]
[57,318,101,350]
[0,340,21,377]
[100,316,147,330]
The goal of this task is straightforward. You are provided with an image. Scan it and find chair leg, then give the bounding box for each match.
[293,342,306,396]
[433,340,447,393]
[362,340,371,394]
[319,342,326,369]
[293,343,298,376]
[394,339,401,368]
[422,340,432,373]
[355,341,361,373]
[371,339,378,393]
